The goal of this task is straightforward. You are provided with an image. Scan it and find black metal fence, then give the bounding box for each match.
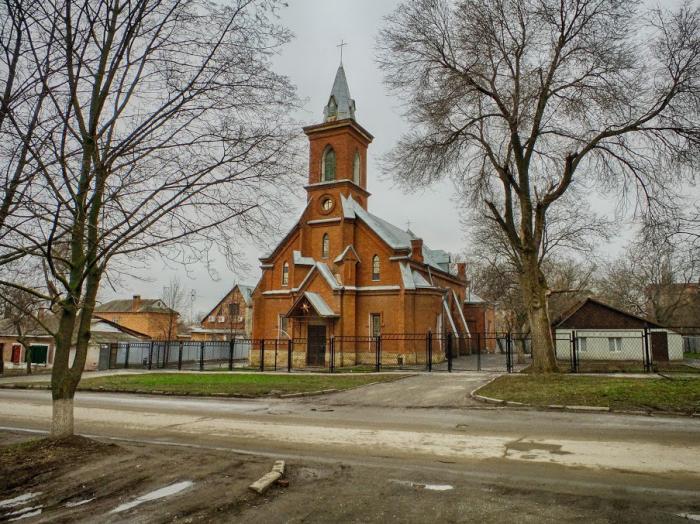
[103,329,677,373]
[105,339,252,371]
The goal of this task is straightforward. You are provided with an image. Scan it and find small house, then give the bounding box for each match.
[553,298,683,362]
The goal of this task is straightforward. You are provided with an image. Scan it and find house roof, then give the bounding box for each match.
[89,318,150,343]
[202,284,255,321]
[0,315,149,343]
[94,298,176,314]
[341,195,453,274]
[552,297,663,329]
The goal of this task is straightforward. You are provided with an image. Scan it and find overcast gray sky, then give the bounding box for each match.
[99,0,644,320]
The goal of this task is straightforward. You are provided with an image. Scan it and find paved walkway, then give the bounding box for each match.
[309,372,497,408]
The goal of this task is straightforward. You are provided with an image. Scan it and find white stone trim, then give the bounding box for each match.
[307,218,342,225]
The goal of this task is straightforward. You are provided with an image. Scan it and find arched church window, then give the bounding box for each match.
[353,151,361,184]
[372,255,380,281]
[322,233,329,258]
[282,262,289,286]
[322,146,336,181]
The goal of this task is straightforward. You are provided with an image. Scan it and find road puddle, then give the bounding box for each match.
[110,481,193,514]
[0,493,41,508]
[65,498,95,508]
[6,506,43,521]
[390,479,454,491]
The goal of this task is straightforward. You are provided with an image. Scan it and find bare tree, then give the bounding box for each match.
[1,0,300,437]
[160,277,185,341]
[159,276,185,367]
[0,0,57,267]
[596,234,699,325]
[378,0,700,372]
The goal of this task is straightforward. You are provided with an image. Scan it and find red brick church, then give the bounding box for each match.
[251,64,471,365]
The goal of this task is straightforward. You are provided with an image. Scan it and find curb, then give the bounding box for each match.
[0,375,414,400]
[469,379,697,417]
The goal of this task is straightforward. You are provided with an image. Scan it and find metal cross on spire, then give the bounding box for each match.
[337,39,348,64]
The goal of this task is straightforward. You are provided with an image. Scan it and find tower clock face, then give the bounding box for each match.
[321,197,334,212]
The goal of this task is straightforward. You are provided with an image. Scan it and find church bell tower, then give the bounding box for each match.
[303,64,374,210]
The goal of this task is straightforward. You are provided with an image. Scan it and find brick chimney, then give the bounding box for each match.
[132,295,141,311]
[457,262,467,280]
[410,238,424,263]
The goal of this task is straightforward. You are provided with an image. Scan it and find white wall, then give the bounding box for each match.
[555,329,683,361]
[68,344,100,371]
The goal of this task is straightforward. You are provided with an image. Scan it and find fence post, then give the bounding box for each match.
[446,332,453,372]
[274,339,278,372]
[425,330,433,371]
[259,339,265,372]
[643,328,651,373]
[375,335,381,372]
[427,331,432,372]
[178,341,183,371]
[287,339,293,373]
[506,332,512,373]
[199,342,205,371]
[477,332,481,371]
[124,343,130,369]
[329,336,335,373]
[571,331,577,373]
[148,341,154,370]
[229,337,236,371]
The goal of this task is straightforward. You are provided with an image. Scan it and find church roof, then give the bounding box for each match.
[287,291,338,318]
[323,64,356,122]
[341,195,453,274]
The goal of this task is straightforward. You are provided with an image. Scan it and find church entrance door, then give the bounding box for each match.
[307,325,326,366]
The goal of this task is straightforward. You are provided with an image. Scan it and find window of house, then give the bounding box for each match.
[370,313,381,337]
[608,337,622,353]
[371,255,380,281]
[208,315,216,322]
[282,262,289,286]
[322,233,329,258]
[279,314,289,339]
[29,345,48,365]
[578,337,587,352]
[322,146,336,181]
[229,302,240,317]
[353,151,361,184]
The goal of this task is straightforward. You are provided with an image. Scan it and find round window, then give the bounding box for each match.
[321,197,334,212]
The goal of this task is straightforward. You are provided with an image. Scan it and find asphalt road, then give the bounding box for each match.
[1,381,699,496]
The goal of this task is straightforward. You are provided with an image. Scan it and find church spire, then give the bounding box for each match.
[323,64,356,122]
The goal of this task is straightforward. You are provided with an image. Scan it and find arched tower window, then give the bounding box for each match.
[322,233,329,258]
[282,262,289,286]
[353,151,361,185]
[322,146,336,181]
[371,255,380,281]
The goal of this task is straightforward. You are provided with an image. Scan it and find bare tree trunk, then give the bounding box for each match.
[520,257,558,373]
[50,398,74,438]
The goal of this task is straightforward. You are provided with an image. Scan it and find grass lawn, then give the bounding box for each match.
[77,372,411,397]
[685,352,700,360]
[477,374,700,414]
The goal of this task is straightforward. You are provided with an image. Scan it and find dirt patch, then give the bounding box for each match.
[0,435,118,493]
[0,431,291,523]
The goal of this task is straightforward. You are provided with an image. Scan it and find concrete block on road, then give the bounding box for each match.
[272,460,285,475]
[249,471,282,494]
